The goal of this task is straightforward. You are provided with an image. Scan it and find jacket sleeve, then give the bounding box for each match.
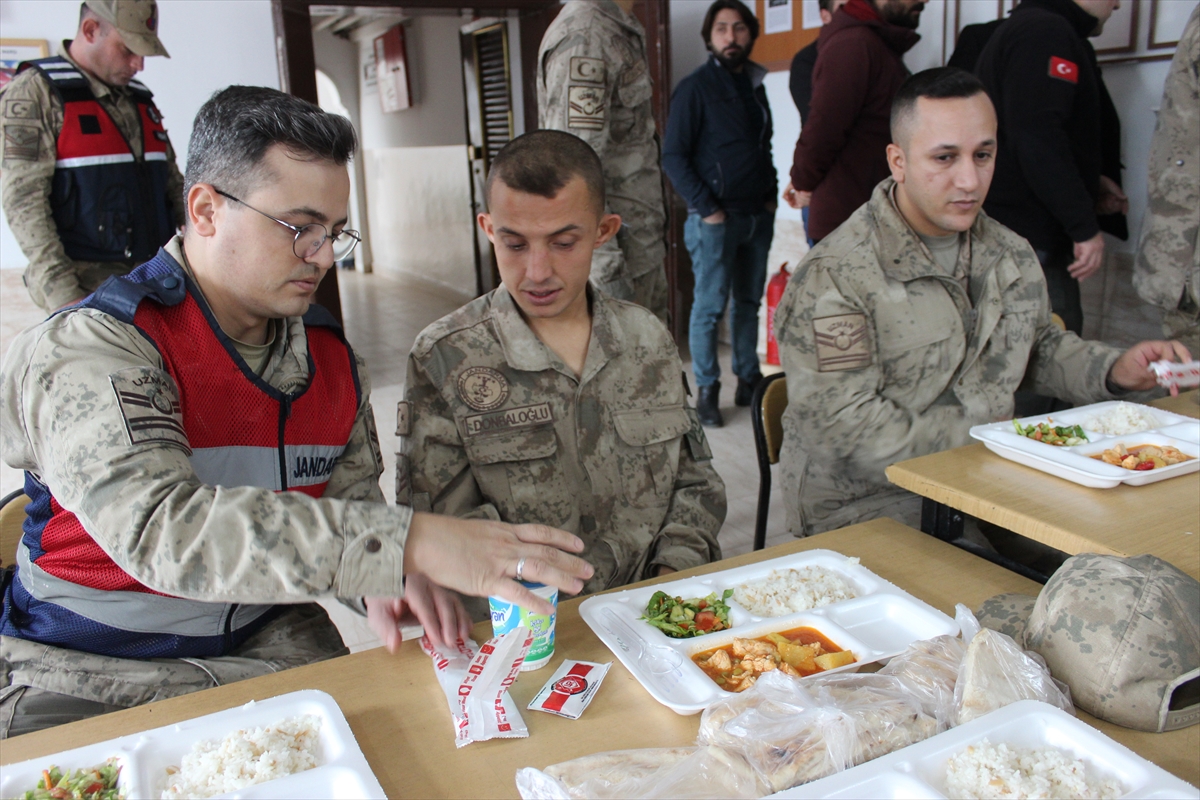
[647,405,725,576]
[1021,320,1123,404]
[789,45,816,124]
[0,72,86,311]
[0,310,411,602]
[774,258,973,478]
[661,78,721,218]
[990,27,1100,244]
[760,84,778,204]
[790,31,873,193]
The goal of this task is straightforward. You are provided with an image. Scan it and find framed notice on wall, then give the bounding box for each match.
[374,24,412,113]
[0,39,49,92]
[1092,0,1139,56]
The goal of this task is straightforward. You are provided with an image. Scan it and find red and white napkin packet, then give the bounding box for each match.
[1151,359,1200,391]
[527,659,612,719]
[423,627,533,748]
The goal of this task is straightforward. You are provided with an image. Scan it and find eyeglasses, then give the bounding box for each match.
[214,188,362,262]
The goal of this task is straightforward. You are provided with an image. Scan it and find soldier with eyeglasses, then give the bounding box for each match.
[0,86,593,737]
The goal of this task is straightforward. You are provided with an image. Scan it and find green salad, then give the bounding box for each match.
[641,589,734,638]
[1012,420,1088,446]
[24,759,122,800]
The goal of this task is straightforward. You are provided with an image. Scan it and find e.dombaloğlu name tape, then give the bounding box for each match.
[527,660,612,719]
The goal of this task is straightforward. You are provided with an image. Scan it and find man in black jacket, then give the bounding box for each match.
[977,0,1128,335]
[662,0,777,428]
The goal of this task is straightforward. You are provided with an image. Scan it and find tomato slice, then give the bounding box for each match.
[1134,460,1156,471]
[695,610,717,631]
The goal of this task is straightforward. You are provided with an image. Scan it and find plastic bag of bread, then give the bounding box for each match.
[878,633,965,731]
[696,670,937,793]
[953,606,1073,725]
[515,746,768,799]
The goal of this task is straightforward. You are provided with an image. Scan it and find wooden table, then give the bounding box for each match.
[3,520,1196,796]
[886,391,1200,580]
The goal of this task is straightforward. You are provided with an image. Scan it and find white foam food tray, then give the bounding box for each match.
[768,699,1198,798]
[0,689,385,800]
[970,400,1200,488]
[579,549,958,715]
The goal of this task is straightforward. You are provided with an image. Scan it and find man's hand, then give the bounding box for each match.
[1068,233,1105,281]
[702,209,727,225]
[403,513,593,617]
[366,573,471,653]
[782,181,811,210]
[1108,340,1193,395]
[1096,175,1129,216]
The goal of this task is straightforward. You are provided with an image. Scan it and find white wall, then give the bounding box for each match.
[0,0,278,269]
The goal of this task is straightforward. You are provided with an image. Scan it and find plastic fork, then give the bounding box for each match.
[602,608,683,676]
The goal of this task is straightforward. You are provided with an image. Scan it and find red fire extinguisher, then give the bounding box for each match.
[765,262,790,366]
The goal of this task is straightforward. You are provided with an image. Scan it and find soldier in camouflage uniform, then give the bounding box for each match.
[0,89,591,737]
[403,131,723,618]
[0,0,186,313]
[537,0,669,323]
[1134,6,1200,357]
[774,69,1187,537]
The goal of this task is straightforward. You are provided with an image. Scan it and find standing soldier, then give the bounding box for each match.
[1,0,185,313]
[537,0,669,324]
[1134,6,1199,357]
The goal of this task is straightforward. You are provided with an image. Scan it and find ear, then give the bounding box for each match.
[595,213,621,246]
[79,17,101,43]
[477,212,495,243]
[886,143,907,185]
[187,184,221,237]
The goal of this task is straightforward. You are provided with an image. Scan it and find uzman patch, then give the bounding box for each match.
[109,367,191,452]
[813,313,871,372]
[567,85,606,130]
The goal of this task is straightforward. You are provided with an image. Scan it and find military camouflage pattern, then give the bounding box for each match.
[974,592,1038,645]
[538,0,669,322]
[1,236,408,706]
[1021,554,1200,732]
[404,286,724,616]
[0,42,185,312]
[1134,7,1200,356]
[774,179,1124,537]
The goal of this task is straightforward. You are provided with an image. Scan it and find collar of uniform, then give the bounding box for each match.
[873,178,978,284]
[1016,0,1099,38]
[58,39,122,100]
[590,0,645,35]
[490,284,624,380]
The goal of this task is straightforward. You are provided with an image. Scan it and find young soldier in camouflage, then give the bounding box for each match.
[1134,6,1199,357]
[537,0,669,323]
[402,130,725,619]
[774,68,1189,537]
[0,88,592,737]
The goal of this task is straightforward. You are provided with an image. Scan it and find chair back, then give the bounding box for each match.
[0,490,30,569]
[751,373,789,551]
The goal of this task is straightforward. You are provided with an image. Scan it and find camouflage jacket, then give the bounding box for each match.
[537,0,667,297]
[1134,6,1200,313]
[0,42,186,312]
[775,179,1123,536]
[403,286,724,601]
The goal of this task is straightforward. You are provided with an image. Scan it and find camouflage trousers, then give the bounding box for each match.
[0,603,348,738]
[1163,290,1200,357]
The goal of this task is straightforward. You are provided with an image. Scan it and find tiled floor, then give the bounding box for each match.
[0,245,1167,652]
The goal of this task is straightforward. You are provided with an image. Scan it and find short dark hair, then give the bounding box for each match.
[702,0,759,45]
[818,0,834,11]
[485,130,605,214]
[890,67,987,144]
[185,86,357,202]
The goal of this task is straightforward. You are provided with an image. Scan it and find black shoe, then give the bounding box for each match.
[735,374,763,407]
[696,382,723,427]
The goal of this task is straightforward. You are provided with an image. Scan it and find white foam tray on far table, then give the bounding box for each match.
[768,699,1198,798]
[0,689,385,800]
[970,400,1200,488]
[579,549,958,715]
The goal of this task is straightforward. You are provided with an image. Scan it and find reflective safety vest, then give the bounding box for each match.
[0,250,362,658]
[18,56,175,264]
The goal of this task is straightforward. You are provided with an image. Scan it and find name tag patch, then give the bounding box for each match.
[465,402,553,437]
[813,313,871,372]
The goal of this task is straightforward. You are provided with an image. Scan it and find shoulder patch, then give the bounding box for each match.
[813,313,871,372]
[3,125,40,161]
[569,56,606,85]
[3,99,38,119]
[396,400,411,436]
[1048,56,1078,84]
[458,366,509,411]
[109,367,191,452]
[567,85,606,130]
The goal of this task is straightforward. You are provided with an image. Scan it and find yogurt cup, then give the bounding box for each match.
[489,582,558,671]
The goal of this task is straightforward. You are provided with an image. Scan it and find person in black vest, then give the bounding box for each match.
[976,0,1128,336]
[0,0,184,313]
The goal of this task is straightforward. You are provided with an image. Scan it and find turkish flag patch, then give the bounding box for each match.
[1048,56,1079,84]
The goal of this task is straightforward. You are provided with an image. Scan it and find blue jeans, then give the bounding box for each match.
[684,209,774,387]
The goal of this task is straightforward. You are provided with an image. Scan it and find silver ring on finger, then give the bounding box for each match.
[515,556,527,583]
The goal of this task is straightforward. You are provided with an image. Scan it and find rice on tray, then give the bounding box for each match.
[161,714,321,799]
[1083,403,1159,435]
[733,562,858,617]
[945,739,1124,800]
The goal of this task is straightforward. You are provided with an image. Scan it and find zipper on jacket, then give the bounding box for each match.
[278,396,292,491]
[224,603,237,652]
